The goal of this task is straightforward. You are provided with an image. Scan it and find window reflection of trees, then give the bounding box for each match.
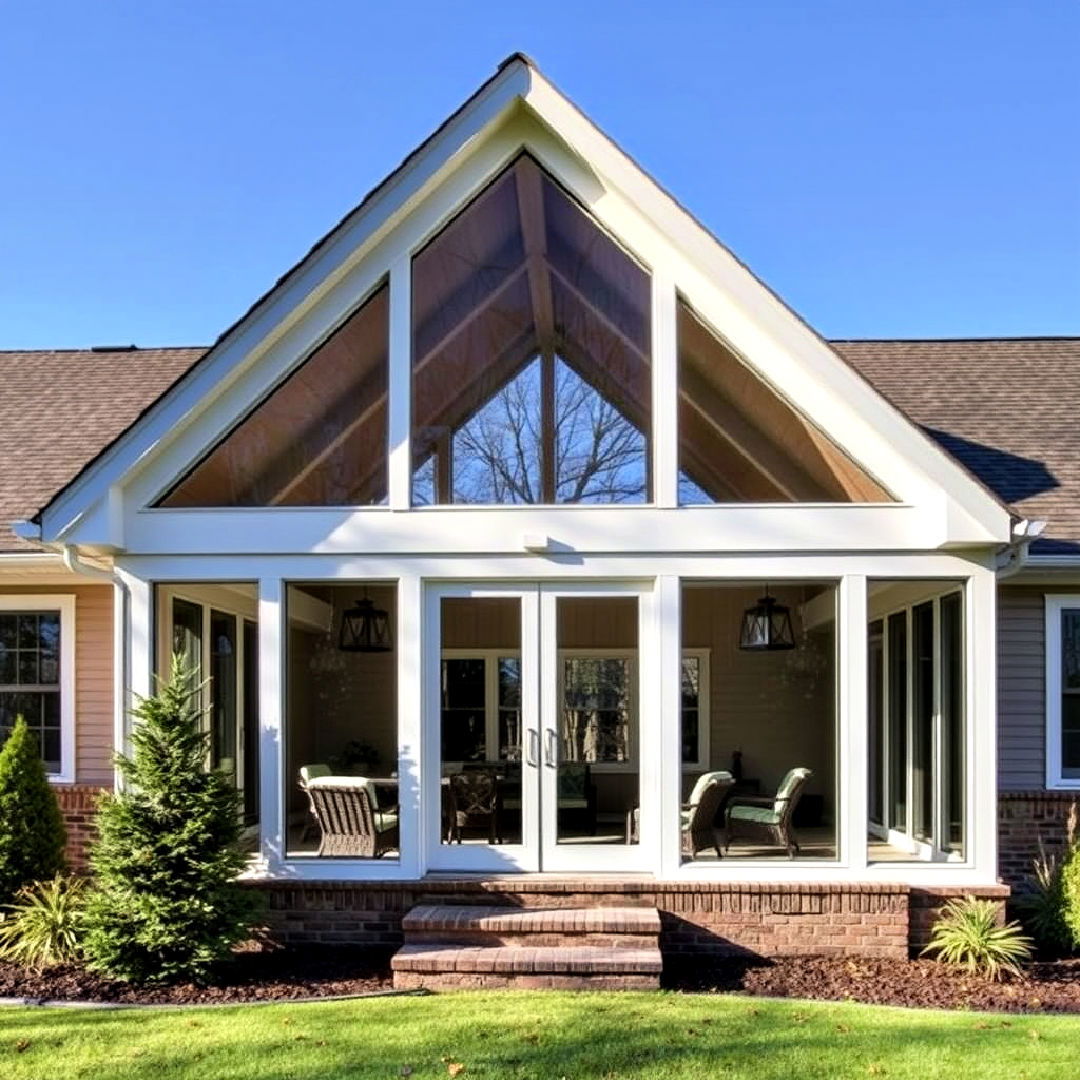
[561,657,632,764]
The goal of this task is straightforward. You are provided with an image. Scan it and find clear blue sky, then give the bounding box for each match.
[1,1,1076,348]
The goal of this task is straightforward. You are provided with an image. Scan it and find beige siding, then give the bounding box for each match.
[0,583,113,787]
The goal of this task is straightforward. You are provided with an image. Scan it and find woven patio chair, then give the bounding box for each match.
[303,775,399,858]
[447,770,501,844]
[724,767,812,859]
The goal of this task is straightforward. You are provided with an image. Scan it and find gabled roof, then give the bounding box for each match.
[5,337,1078,553]
[835,337,1080,554]
[13,54,1016,547]
[0,347,204,550]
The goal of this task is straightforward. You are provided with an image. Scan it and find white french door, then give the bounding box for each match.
[424,581,657,873]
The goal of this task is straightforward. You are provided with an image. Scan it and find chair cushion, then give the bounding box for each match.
[729,804,781,825]
[686,770,733,807]
[299,763,332,785]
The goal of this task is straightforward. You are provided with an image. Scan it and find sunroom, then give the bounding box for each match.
[36,56,1008,887]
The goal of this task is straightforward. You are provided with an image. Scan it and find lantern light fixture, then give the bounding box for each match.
[738,587,796,652]
[338,595,393,653]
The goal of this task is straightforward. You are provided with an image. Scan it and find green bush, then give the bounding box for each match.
[1061,837,1080,949]
[922,896,1033,981]
[82,657,261,984]
[0,873,86,969]
[1017,804,1080,955]
[0,717,66,905]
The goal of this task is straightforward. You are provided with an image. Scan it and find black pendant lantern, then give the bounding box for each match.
[339,597,393,653]
[738,589,796,652]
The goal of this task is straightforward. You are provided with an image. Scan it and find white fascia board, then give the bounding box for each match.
[522,70,1011,543]
[38,60,532,545]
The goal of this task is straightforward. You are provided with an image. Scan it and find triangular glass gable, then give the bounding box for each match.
[160,283,389,507]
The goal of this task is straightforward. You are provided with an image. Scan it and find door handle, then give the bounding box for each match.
[526,729,539,767]
[545,729,558,767]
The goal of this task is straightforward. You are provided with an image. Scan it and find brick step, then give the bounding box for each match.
[391,942,662,990]
[402,904,661,938]
[405,929,657,948]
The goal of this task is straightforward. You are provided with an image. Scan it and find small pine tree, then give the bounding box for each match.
[82,657,260,983]
[0,717,66,905]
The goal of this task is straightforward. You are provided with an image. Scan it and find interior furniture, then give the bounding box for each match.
[447,770,501,843]
[556,762,597,835]
[302,775,400,857]
[681,770,735,857]
[298,763,333,843]
[724,767,813,859]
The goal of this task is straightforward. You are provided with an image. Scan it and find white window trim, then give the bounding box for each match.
[0,594,76,784]
[1045,594,1080,790]
[441,646,710,774]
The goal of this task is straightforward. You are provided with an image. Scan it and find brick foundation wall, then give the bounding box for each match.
[53,785,104,872]
[250,878,1006,959]
[908,885,1011,950]
[998,791,1078,890]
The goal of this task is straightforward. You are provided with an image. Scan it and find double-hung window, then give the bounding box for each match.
[0,595,76,782]
[1045,596,1080,788]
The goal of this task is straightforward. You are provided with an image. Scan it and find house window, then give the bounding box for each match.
[1045,596,1080,787]
[0,596,75,781]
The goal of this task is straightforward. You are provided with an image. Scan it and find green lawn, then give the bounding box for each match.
[0,991,1077,1079]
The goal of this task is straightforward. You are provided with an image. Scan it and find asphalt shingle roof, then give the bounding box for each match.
[1,337,1078,553]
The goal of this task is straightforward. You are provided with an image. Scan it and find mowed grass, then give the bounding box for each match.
[1,991,1077,1080]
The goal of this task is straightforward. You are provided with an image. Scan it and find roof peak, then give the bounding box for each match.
[831,335,1080,344]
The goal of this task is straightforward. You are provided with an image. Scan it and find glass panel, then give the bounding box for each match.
[438,597,522,847]
[868,620,884,827]
[285,582,399,858]
[412,155,651,505]
[171,598,202,680]
[911,602,934,843]
[242,620,260,827]
[556,596,638,847]
[680,582,838,863]
[161,284,389,506]
[887,611,908,832]
[0,610,63,776]
[1062,609,1080,778]
[681,656,700,766]
[940,592,964,853]
[210,611,238,784]
[677,298,890,504]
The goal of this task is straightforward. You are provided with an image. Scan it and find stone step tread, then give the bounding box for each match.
[402,904,661,934]
[391,942,663,975]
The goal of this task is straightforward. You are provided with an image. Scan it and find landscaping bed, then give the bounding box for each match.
[0,944,394,1005]
[665,953,1080,1013]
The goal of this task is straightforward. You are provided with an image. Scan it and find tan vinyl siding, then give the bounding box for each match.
[0,582,113,786]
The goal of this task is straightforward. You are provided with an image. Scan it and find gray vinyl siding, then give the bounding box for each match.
[997,587,1047,791]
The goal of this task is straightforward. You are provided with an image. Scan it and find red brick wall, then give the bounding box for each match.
[248,879,1003,959]
[53,784,103,872]
[998,791,1078,890]
[908,885,1011,950]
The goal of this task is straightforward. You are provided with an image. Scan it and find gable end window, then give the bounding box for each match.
[1046,595,1080,788]
[0,596,76,782]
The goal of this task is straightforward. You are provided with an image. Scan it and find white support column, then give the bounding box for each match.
[651,270,678,508]
[257,577,284,874]
[114,569,152,790]
[395,573,424,878]
[388,255,412,511]
[655,574,683,876]
[968,563,997,880]
[839,574,869,873]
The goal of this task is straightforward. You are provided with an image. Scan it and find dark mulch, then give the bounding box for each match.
[664,954,1080,1013]
[0,945,394,1005]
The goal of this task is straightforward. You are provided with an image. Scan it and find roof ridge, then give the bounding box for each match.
[0,345,207,355]
[830,335,1080,344]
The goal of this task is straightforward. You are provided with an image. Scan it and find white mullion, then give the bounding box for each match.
[969,566,997,879]
[651,272,678,507]
[656,575,682,877]
[905,606,914,840]
[396,574,423,877]
[931,597,944,856]
[485,654,499,760]
[839,575,868,873]
[256,577,284,874]
[388,256,412,511]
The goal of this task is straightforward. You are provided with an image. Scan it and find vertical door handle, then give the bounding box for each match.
[545,729,558,767]
[526,729,539,767]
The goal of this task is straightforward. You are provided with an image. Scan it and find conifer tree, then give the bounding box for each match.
[0,717,66,905]
[83,657,260,983]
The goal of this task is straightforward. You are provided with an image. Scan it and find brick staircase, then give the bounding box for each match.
[391,903,663,990]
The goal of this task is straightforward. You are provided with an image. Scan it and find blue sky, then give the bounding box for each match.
[1,1,1076,348]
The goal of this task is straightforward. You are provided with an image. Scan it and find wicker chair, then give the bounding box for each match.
[447,770,501,844]
[303,775,399,857]
[298,763,332,843]
[681,770,735,857]
[724,767,812,859]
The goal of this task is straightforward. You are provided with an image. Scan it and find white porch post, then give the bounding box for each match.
[396,573,423,877]
[388,255,412,511]
[116,569,152,783]
[656,574,683,876]
[839,574,868,872]
[651,271,678,509]
[969,562,997,877]
[257,577,284,874]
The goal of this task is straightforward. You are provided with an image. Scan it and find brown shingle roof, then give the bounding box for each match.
[834,337,1080,553]
[2,336,1078,554]
[0,347,204,551]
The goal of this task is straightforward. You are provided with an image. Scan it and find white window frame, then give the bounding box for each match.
[0,594,76,784]
[440,647,709,774]
[1045,594,1080,790]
